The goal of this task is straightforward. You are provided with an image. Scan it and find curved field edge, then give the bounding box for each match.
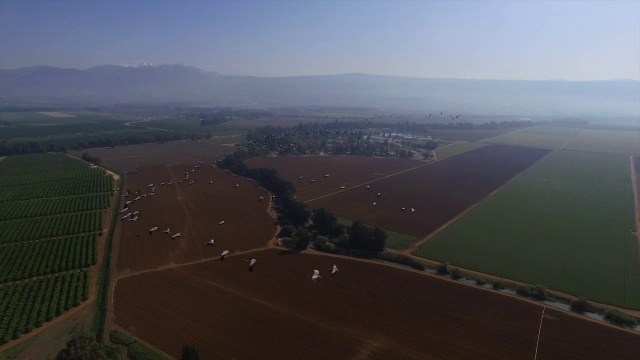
[414,149,640,310]
[112,249,640,360]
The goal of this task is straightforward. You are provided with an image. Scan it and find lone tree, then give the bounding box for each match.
[181,345,201,360]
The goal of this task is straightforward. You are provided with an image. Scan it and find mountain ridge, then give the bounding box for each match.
[1,64,638,117]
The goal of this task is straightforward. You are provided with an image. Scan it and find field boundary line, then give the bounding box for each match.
[558,132,579,150]
[304,161,433,204]
[479,127,528,143]
[534,306,546,360]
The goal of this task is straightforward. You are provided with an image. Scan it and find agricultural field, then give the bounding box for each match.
[485,126,581,149]
[246,156,422,202]
[434,141,487,160]
[0,153,87,176]
[0,235,96,283]
[76,136,241,174]
[0,211,102,244]
[306,145,549,238]
[0,193,110,220]
[415,150,640,309]
[113,249,639,360]
[0,271,89,345]
[142,117,243,136]
[0,112,129,139]
[0,153,113,346]
[563,129,640,156]
[116,165,276,274]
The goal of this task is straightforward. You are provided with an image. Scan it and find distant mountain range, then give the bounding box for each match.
[1,64,638,117]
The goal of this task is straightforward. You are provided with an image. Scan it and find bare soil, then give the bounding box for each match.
[113,248,639,360]
[115,165,277,274]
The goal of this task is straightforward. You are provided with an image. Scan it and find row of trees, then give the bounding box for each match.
[0,167,105,187]
[0,234,96,284]
[0,211,102,244]
[0,175,112,202]
[0,193,110,221]
[217,154,387,252]
[0,271,89,344]
[0,133,187,156]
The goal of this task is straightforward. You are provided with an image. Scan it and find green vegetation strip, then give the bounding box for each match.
[415,150,640,309]
[93,176,123,342]
[0,270,90,345]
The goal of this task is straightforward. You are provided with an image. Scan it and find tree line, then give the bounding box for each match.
[217,154,387,252]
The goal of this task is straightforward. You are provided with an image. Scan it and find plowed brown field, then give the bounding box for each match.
[78,137,240,173]
[116,165,276,274]
[113,249,639,359]
[537,308,639,360]
[246,156,422,201]
[249,146,548,238]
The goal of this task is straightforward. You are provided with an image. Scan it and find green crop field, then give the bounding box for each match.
[0,153,113,344]
[144,117,243,136]
[485,126,581,149]
[435,142,487,160]
[414,150,640,309]
[563,129,640,156]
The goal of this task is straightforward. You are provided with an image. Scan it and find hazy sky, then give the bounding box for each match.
[1,0,638,80]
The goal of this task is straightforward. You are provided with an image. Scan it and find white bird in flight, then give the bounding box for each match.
[311,269,321,282]
[247,258,257,271]
[329,265,338,276]
[220,250,230,261]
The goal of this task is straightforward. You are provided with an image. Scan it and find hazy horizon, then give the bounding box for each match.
[1,0,639,81]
